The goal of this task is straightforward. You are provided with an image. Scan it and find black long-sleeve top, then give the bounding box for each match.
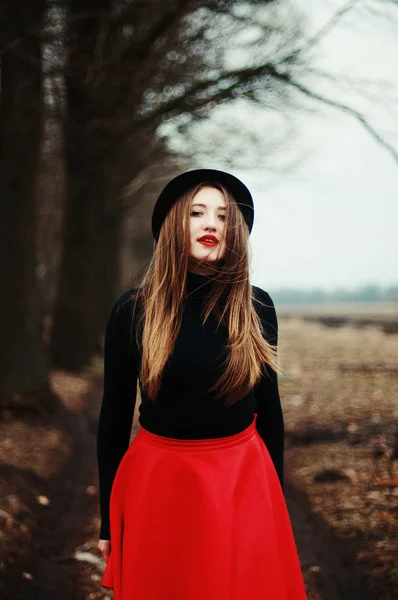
[97,270,284,540]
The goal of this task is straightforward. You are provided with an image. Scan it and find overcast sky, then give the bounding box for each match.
[160,1,398,291]
[245,0,398,291]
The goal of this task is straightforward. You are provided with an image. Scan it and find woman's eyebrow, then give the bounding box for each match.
[192,203,226,210]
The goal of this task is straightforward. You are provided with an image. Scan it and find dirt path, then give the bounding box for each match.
[285,479,381,600]
[0,385,386,600]
[30,407,98,599]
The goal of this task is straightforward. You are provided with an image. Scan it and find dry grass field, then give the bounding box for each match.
[279,312,397,599]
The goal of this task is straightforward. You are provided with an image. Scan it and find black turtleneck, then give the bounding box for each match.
[96,271,284,540]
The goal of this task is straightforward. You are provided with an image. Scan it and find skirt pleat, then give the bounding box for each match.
[101,414,307,599]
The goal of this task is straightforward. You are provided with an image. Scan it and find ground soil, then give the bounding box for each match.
[0,316,397,599]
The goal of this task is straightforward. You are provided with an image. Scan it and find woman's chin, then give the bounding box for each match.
[189,251,224,263]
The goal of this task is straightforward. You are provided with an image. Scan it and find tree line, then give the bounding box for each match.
[271,284,398,305]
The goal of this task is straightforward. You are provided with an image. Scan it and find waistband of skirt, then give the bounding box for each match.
[136,414,258,451]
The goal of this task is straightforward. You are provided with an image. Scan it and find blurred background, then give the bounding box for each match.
[0,1,397,599]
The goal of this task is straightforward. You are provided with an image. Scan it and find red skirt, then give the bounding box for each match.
[101,414,307,600]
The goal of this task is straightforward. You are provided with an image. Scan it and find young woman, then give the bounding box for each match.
[96,168,307,599]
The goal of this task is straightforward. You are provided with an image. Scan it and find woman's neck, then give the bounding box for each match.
[185,269,214,297]
[187,268,213,277]
[187,257,224,278]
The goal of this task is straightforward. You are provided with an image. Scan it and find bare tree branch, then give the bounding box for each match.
[277,0,361,66]
[286,77,398,164]
[53,0,398,168]
[134,62,287,123]
[303,67,398,92]
[124,49,398,165]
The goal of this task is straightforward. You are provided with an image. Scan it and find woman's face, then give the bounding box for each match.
[188,186,227,270]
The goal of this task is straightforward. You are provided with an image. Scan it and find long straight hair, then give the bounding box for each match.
[130,181,281,407]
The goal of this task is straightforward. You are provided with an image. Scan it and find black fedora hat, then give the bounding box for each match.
[151,168,254,241]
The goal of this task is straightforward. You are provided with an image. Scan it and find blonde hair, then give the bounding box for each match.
[129,181,281,407]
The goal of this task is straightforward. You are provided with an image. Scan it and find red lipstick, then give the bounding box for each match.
[198,235,218,246]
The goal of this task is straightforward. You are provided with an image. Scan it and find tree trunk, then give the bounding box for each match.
[49,0,128,371]
[101,208,125,320]
[49,164,118,370]
[50,157,124,370]
[0,1,58,412]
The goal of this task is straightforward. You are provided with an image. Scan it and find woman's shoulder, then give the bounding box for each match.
[251,285,278,340]
[113,287,140,309]
[107,287,142,326]
[251,285,276,313]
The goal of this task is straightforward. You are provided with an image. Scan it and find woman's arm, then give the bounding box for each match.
[96,290,140,540]
[252,287,285,493]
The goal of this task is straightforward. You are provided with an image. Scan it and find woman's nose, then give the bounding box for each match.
[204,214,218,229]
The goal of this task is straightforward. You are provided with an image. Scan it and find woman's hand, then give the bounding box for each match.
[98,539,111,563]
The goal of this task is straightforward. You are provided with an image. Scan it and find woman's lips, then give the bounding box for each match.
[198,240,218,246]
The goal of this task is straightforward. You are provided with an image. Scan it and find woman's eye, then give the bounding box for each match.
[191,211,225,220]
